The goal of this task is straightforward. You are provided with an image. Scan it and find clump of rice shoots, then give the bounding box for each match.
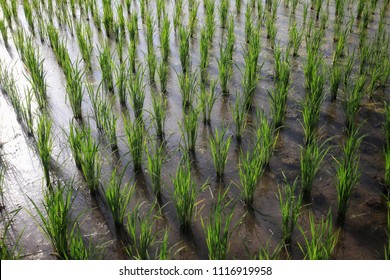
[177,70,198,109]
[97,41,114,93]
[209,127,232,180]
[151,92,167,139]
[178,24,190,74]
[298,211,339,260]
[147,140,164,198]
[181,106,200,153]
[75,21,93,70]
[128,66,146,119]
[335,127,364,225]
[124,116,145,172]
[277,175,302,246]
[231,94,247,143]
[104,168,134,228]
[201,188,238,260]
[36,113,53,189]
[198,79,217,125]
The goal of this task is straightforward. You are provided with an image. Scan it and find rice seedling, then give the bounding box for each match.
[289,21,303,57]
[189,0,199,37]
[0,20,9,48]
[335,126,364,225]
[255,110,275,167]
[332,21,352,65]
[239,139,267,207]
[172,157,205,231]
[23,0,35,36]
[125,202,160,259]
[219,0,229,29]
[102,101,118,151]
[115,59,128,106]
[29,182,74,259]
[36,113,53,189]
[87,85,105,132]
[75,21,93,70]
[231,94,247,143]
[102,0,114,38]
[330,65,341,102]
[68,120,84,170]
[217,41,234,95]
[300,139,331,200]
[157,60,168,94]
[150,92,167,139]
[146,140,164,198]
[179,24,190,74]
[173,0,183,32]
[181,106,200,153]
[201,188,238,260]
[384,103,390,189]
[64,61,84,120]
[298,210,339,259]
[23,39,48,111]
[128,66,146,119]
[268,72,290,129]
[345,74,366,132]
[209,127,231,180]
[124,116,145,172]
[0,0,12,28]
[145,12,157,82]
[255,236,283,260]
[266,12,277,46]
[343,49,355,88]
[156,0,166,27]
[204,0,216,42]
[357,0,365,19]
[160,13,170,64]
[104,168,135,228]
[21,88,35,137]
[116,4,125,35]
[236,0,241,14]
[198,79,217,125]
[277,175,302,246]
[97,41,114,93]
[199,26,210,83]
[79,125,101,194]
[177,70,198,109]
[0,209,22,260]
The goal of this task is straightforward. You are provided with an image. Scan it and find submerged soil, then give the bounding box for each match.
[0,0,389,259]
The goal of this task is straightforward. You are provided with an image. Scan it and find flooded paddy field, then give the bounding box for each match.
[0,0,389,260]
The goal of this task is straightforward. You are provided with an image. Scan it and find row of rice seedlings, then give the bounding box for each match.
[146,140,164,198]
[188,0,199,37]
[36,113,53,189]
[202,188,238,260]
[29,182,92,259]
[173,0,183,32]
[23,0,35,36]
[79,125,101,194]
[181,106,200,153]
[204,0,216,42]
[0,19,9,48]
[302,57,326,145]
[384,103,390,190]
[104,168,134,228]
[124,116,145,172]
[232,94,247,143]
[23,39,48,111]
[209,127,232,180]
[125,202,165,260]
[344,75,366,133]
[198,80,217,125]
[288,21,303,58]
[300,138,331,200]
[277,175,302,246]
[298,211,339,260]
[160,13,170,64]
[128,66,146,119]
[219,0,230,29]
[177,70,198,109]
[270,45,291,129]
[242,26,262,110]
[0,209,22,260]
[335,126,364,225]
[172,156,205,231]
[64,60,84,120]
[179,24,191,74]
[75,20,93,70]
[97,41,114,93]
[150,92,167,139]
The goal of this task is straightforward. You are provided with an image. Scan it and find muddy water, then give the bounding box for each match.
[0,0,389,259]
